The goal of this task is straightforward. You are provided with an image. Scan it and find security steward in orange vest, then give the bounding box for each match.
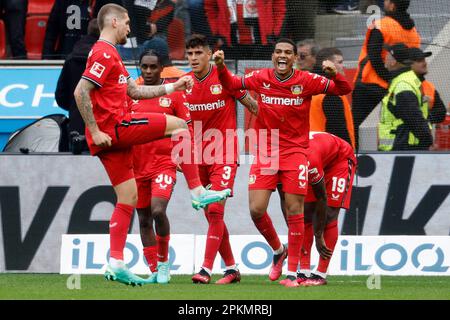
[310,47,356,149]
[352,0,420,149]
[409,48,447,125]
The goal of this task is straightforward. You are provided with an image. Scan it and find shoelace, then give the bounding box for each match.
[158,264,169,273]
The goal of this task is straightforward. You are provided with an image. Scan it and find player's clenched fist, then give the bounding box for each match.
[322,60,337,78]
[213,50,225,69]
[174,75,194,91]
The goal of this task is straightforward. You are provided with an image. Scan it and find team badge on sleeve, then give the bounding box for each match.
[210,84,223,95]
[90,62,106,78]
[291,85,303,95]
[159,97,171,107]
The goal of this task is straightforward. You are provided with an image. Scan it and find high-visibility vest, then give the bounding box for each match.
[310,94,356,149]
[355,16,421,89]
[378,70,429,150]
[421,80,435,110]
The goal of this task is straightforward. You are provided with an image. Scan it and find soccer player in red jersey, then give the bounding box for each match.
[213,38,352,287]
[74,4,230,286]
[297,131,357,286]
[185,34,258,284]
[130,50,192,284]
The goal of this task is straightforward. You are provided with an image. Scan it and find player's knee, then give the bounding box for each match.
[137,211,152,229]
[326,208,339,223]
[151,205,167,219]
[285,202,302,216]
[250,205,266,220]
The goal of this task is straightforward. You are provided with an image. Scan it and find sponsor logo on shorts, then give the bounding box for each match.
[299,181,306,188]
[331,193,340,200]
[249,174,256,184]
[220,180,229,187]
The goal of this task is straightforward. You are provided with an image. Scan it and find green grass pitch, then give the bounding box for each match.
[0,274,449,300]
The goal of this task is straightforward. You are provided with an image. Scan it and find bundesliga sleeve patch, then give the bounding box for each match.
[89,62,106,78]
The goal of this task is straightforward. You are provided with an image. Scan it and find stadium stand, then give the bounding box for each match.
[27,0,55,16]
[25,15,49,60]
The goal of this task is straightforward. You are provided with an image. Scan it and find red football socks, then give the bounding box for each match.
[156,234,170,262]
[203,212,225,270]
[252,212,281,251]
[143,245,157,273]
[219,224,236,267]
[109,203,134,261]
[287,214,304,273]
[317,220,338,274]
[300,222,313,271]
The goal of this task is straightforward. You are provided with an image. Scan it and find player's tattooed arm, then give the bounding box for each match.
[74,78,99,133]
[74,78,112,147]
[127,76,194,99]
[239,94,258,116]
[127,78,166,99]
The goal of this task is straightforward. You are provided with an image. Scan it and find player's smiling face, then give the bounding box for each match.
[272,42,297,78]
[186,46,212,77]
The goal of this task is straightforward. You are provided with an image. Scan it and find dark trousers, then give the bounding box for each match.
[0,0,27,58]
[352,82,387,149]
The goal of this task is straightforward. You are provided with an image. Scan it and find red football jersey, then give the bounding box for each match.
[185,65,247,165]
[81,39,130,132]
[242,68,330,169]
[131,80,191,180]
[307,131,356,185]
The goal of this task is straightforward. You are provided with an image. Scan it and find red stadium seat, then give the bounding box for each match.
[28,0,55,15]
[167,18,185,60]
[25,15,49,60]
[0,20,6,59]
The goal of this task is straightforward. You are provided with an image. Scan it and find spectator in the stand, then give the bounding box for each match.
[242,0,286,57]
[204,0,255,59]
[353,0,420,149]
[118,0,172,61]
[310,47,356,149]
[409,48,447,125]
[174,0,191,39]
[187,0,212,37]
[296,39,321,71]
[378,43,432,151]
[282,0,318,43]
[0,0,27,58]
[55,19,100,153]
[43,0,93,60]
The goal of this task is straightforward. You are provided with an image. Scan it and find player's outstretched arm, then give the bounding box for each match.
[213,50,246,91]
[311,180,333,260]
[74,78,112,147]
[127,76,194,100]
[322,60,352,96]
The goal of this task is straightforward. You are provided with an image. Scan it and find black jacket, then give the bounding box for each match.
[55,34,98,135]
[43,0,91,59]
